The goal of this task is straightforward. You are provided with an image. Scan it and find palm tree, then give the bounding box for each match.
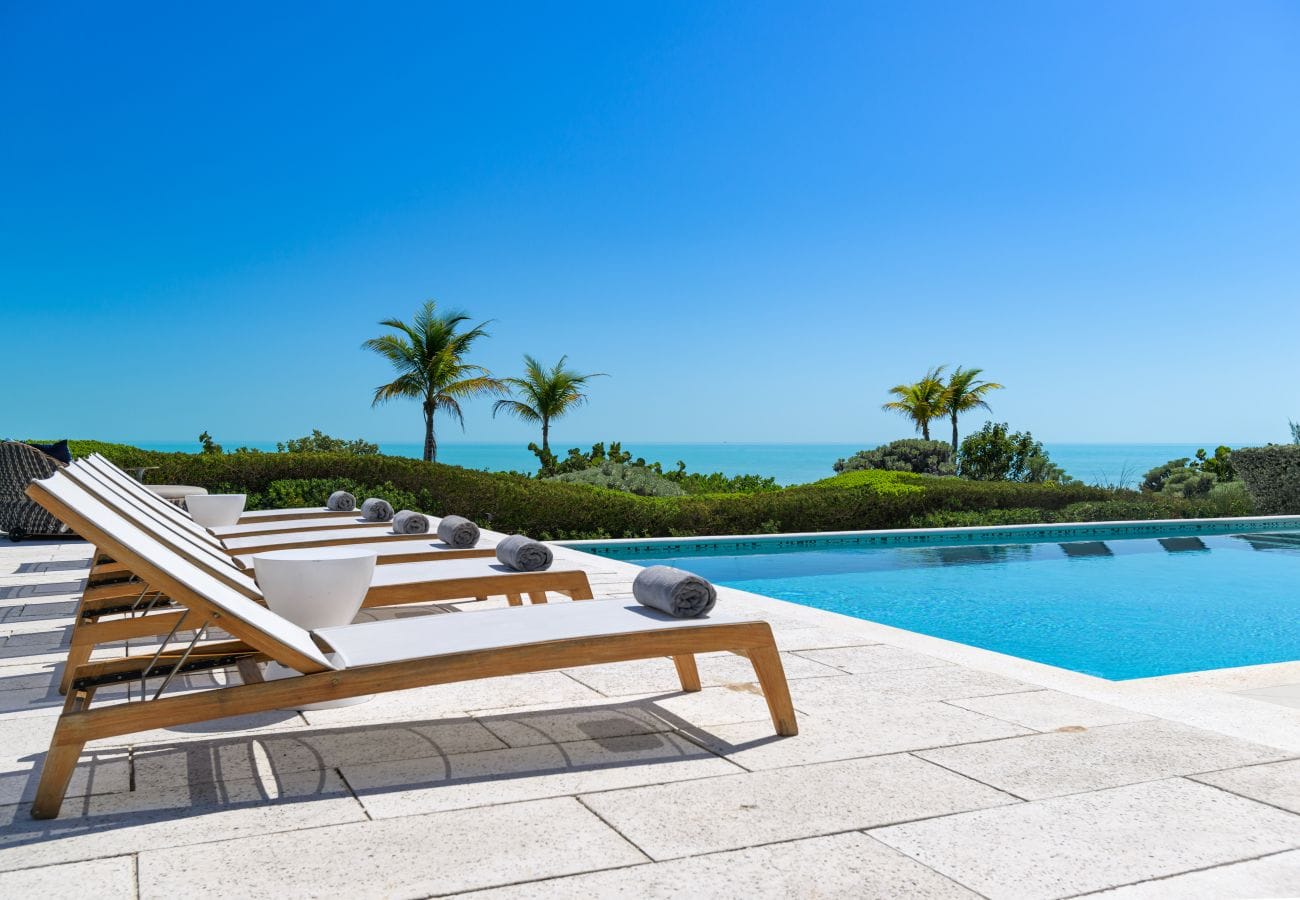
[882,366,948,440]
[943,366,1004,454]
[362,300,503,463]
[492,354,607,456]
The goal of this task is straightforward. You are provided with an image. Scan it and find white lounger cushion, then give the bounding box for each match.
[316,599,750,668]
[365,557,557,586]
[211,516,385,537]
[238,506,333,519]
[230,536,498,568]
[221,526,451,550]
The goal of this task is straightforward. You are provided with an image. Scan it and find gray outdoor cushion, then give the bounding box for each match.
[147,485,208,500]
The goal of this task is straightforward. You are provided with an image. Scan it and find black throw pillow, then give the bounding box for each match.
[29,439,72,465]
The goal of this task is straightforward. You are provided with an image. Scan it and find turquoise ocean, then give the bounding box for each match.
[131,441,1231,488]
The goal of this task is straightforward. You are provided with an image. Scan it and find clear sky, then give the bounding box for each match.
[2,1,1298,448]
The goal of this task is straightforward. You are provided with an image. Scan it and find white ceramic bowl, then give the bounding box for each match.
[185,493,247,527]
[252,547,377,631]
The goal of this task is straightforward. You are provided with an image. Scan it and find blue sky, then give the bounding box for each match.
[2,1,1298,448]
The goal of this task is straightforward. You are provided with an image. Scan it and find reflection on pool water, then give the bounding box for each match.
[584,530,1300,680]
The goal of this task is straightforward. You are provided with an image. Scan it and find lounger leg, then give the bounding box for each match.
[31,690,92,820]
[672,655,702,692]
[58,624,96,695]
[747,646,799,736]
[475,596,488,602]
[527,591,548,605]
[505,593,523,607]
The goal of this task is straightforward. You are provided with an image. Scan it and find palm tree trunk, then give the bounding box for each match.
[423,403,436,463]
[541,417,550,457]
[951,412,959,456]
[921,420,930,441]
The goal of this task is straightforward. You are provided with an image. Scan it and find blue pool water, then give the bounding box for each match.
[581,527,1300,680]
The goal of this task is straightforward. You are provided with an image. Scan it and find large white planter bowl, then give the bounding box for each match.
[252,547,377,631]
[253,547,378,710]
[185,493,247,527]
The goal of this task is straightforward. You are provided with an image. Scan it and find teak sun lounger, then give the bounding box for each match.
[35,472,596,692]
[26,475,797,820]
[82,455,470,559]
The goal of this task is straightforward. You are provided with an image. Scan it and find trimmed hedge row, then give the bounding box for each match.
[71,444,1254,538]
[1232,445,1300,514]
[82,448,1119,537]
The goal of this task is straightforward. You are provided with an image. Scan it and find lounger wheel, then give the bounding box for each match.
[6,527,24,543]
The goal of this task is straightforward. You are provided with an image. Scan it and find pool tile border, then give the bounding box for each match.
[563,515,1300,558]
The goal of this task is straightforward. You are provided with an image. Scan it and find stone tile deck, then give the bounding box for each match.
[1,537,1299,898]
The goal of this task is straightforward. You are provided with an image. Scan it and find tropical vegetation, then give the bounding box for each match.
[833,439,955,476]
[493,355,606,470]
[64,439,1257,541]
[362,300,503,462]
[882,365,1003,451]
[957,422,1069,483]
[881,366,949,440]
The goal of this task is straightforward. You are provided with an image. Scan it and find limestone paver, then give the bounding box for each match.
[790,667,1030,711]
[131,716,507,791]
[342,732,741,818]
[580,753,1016,860]
[948,689,1152,731]
[136,797,647,898]
[687,699,1032,770]
[0,716,131,806]
[0,855,136,898]
[460,831,981,899]
[871,778,1300,899]
[4,536,1300,897]
[0,770,366,872]
[561,650,842,697]
[1081,849,1300,898]
[795,644,953,674]
[298,671,605,726]
[471,700,674,747]
[916,719,1293,800]
[1190,758,1300,814]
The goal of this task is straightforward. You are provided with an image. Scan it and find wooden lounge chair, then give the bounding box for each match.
[28,475,797,819]
[87,454,362,525]
[83,456,449,555]
[76,458,497,570]
[33,473,596,693]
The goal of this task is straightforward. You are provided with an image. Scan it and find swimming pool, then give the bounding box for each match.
[569,520,1300,680]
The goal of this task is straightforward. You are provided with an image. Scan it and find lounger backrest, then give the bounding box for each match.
[69,461,234,564]
[62,466,262,599]
[84,455,221,545]
[28,474,333,673]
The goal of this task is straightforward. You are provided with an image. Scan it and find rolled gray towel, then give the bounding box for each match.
[326,491,356,512]
[495,534,553,572]
[633,565,717,618]
[360,497,394,522]
[392,509,430,534]
[436,514,480,548]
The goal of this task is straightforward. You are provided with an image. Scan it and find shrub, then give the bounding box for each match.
[277,430,379,456]
[546,463,686,497]
[833,439,955,476]
[661,462,779,495]
[812,470,926,495]
[63,440,170,469]
[957,423,1070,483]
[1142,447,1235,497]
[1232,445,1300,514]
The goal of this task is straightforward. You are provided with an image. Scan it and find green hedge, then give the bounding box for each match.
[77,444,1253,538]
[1232,445,1300,514]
